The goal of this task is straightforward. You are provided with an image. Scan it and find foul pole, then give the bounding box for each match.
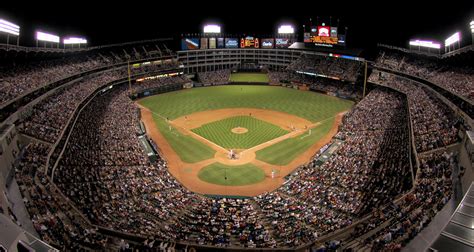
[363,61,368,97]
[128,60,132,95]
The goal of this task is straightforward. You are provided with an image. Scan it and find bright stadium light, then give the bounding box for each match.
[470,20,474,33]
[445,32,460,46]
[203,24,221,33]
[409,40,441,49]
[63,37,87,44]
[278,25,294,34]
[0,19,20,36]
[36,31,60,43]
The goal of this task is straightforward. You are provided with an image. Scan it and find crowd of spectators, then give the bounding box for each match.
[9,50,463,250]
[12,84,456,250]
[349,151,454,250]
[197,70,231,85]
[17,60,181,144]
[132,75,190,93]
[14,143,108,250]
[369,70,461,153]
[288,73,362,99]
[268,71,289,84]
[375,49,474,101]
[17,70,126,143]
[288,54,363,82]
[0,42,176,107]
[0,55,111,106]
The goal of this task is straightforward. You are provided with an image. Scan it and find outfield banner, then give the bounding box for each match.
[261,38,274,48]
[200,38,208,49]
[217,38,224,48]
[225,38,239,48]
[181,38,199,50]
[209,38,216,49]
[275,38,292,48]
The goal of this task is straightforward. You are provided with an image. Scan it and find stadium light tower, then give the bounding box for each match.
[0,18,20,47]
[63,37,87,49]
[36,31,60,48]
[203,24,221,34]
[470,20,474,44]
[278,25,294,34]
[444,32,460,53]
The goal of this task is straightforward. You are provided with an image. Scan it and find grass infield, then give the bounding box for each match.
[192,116,288,149]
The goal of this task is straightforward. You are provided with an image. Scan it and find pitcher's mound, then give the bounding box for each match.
[231,127,248,134]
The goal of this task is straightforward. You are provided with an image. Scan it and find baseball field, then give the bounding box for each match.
[138,84,353,196]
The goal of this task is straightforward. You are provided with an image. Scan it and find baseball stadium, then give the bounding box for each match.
[0,5,473,252]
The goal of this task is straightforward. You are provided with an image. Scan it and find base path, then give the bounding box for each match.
[140,105,346,197]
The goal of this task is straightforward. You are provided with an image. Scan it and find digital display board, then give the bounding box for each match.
[217,38,224,48]
[209,38,216,49]
[200,38,208,49]
[304,33,311,43]
[261,38,274,48]
[240,36,259,48]
[309,36,338,45]
[225,38,239,48]
[318,26,330,37]
[181,38,199,50]
[275,38,292,48]
[330,27,338,38]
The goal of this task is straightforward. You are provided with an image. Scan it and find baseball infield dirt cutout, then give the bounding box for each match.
[139,106,345,197]
[231,127,248,134]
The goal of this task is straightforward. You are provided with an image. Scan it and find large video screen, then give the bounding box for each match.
[225,38,239,48]
[275,38,292,48]
[217,38,224,48]
[318,26,330,37]
[181,38,199,50]
[309,36,338,45]
[209,38,216,49]
[200,38,208,49]
[241,36,259,48]
[261,38,274,48]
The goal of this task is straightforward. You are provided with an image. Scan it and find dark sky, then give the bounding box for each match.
[1,1,473,50]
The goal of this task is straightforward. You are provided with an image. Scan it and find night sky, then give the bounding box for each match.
[1,2,473,50]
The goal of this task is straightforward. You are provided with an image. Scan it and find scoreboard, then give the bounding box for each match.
[305,25,346,47]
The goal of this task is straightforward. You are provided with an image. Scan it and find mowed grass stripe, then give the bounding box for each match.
[230,73,269,83]
[152,115,215,163]
[192,116,288,149]
[198,163,265,186]
[255,118,334,165]
[139,85,353,122]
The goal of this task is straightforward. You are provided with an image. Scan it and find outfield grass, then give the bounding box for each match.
[192,116,288,149]
[198,163,265,186]
[255,117,334,165]
[152,114,215,163]
[139,85,353,122]
[230,73,269,83]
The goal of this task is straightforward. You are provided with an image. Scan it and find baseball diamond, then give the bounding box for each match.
[139,84,353,194]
